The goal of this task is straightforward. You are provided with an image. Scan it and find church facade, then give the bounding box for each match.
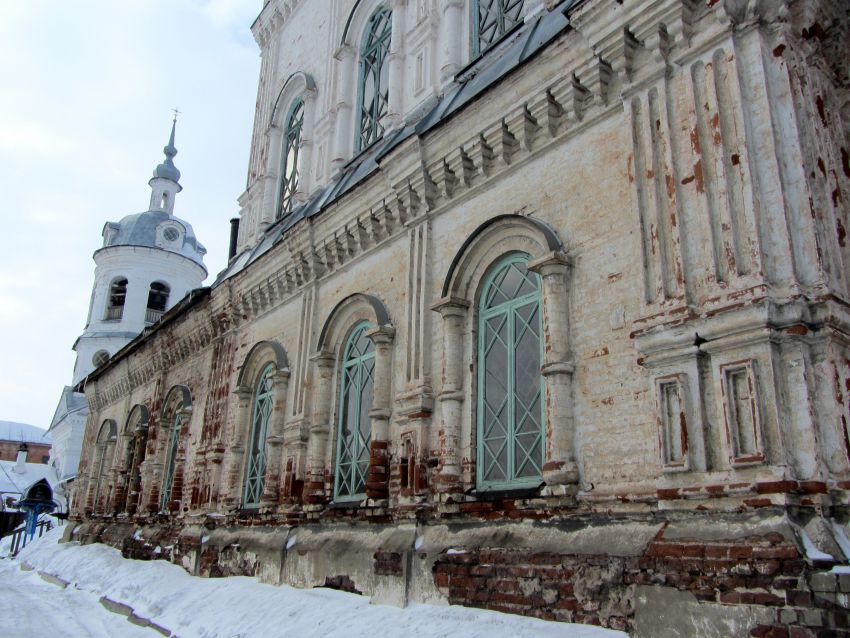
[69,0,850,635]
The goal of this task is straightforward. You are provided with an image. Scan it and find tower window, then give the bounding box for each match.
[145,282,170,324]
[105,277,128,321]
[277,99,304,219]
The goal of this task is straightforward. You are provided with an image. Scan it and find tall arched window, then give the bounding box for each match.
[160,412,182,511]
[121,406,149,514]
[277,99,304,219]
[91,420,117,513]
[473,0,525,57]
[356,8,392,152]
[477,254,543,488]
[334,322,375,500]
[146,281,170,324]
[105,277,128,321]
[243,363,275,507]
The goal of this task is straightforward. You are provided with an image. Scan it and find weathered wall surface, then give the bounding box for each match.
[70,0,850,635]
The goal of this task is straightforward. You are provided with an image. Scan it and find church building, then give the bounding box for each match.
[67,1,850,635]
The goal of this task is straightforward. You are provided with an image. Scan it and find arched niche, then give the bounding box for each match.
[441,214,564,301]
[124,405,150,434]
[236,340,290,389]
[340,0,390,48]
[317,293,392,354]
[160,385,192,419]
[269,72,317,129]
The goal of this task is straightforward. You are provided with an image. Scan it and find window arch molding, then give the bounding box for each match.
[155,385,192,513]
[307,293,395,505]
[117,404,150,515]
[230,340,291,511]
[263,72,318,226]
[432,214,579,493]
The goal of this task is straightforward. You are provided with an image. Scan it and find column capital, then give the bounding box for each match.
[333,44,356,61]
[233,385,253,400]
[528,250,571,276]
[309,350,336,367]
[365,324,396,345]
[431,296,470,317]
[271,369,291,384]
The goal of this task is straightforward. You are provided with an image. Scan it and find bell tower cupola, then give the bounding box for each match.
[148,116,183,214]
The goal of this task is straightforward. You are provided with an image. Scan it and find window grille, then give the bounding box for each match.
[334,322,375,500]
[473,0,525,56]
[477,254,544,488]
[356,8,392,152]
[160,413,182,511]
[243,364,275,507]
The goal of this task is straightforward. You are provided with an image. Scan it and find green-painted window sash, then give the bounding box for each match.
[243,364,275,507]
[160,413,182,511]
[477,253,544,489]
[333,322,376,501]
[356,8,392,153]
[277,98,304,219]
[472,0,525,57]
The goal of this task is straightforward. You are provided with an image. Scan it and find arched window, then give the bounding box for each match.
[477,254,544,488]
[356,7,392,152]
[277,99,304,219]
[105,277,128,321]
[473,0,525,57]
[334,322,375,500]
[243,363,275,507]
[146,282,170,324]
[91,420,117,513]
[121,406,149,514]
[160,411,182,511]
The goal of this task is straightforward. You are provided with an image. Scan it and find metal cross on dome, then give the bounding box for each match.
[171,107,181,122]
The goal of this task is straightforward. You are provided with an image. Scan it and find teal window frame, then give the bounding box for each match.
[160,413,182,511]
[243,363,275,508]
[277,98,304,219]
[333,321,376,502]
[476,253,545,489]
[355,7,392,153]
[472,0,526,57]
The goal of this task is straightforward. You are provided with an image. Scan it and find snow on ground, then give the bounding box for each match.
[3,526,627,638]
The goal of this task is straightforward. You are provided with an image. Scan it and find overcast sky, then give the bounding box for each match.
[0,1,261,429]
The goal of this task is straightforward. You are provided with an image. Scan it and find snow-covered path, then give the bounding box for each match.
[2,527,627,638]
[0,560,158,638]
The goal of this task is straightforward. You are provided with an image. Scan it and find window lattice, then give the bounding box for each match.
[334,323,375,500]
[243,364,275,507]
[474,0,525,56]
[478,255,544,488]
[160,413,182,511]
[357,8,392,152]
[277,99,304,219]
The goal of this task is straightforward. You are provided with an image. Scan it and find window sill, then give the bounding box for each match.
[468,482,544,501]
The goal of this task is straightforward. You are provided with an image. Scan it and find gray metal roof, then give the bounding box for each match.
[100,211,207,269]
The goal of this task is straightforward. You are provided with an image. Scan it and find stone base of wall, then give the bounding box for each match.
[65,508,850,637]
